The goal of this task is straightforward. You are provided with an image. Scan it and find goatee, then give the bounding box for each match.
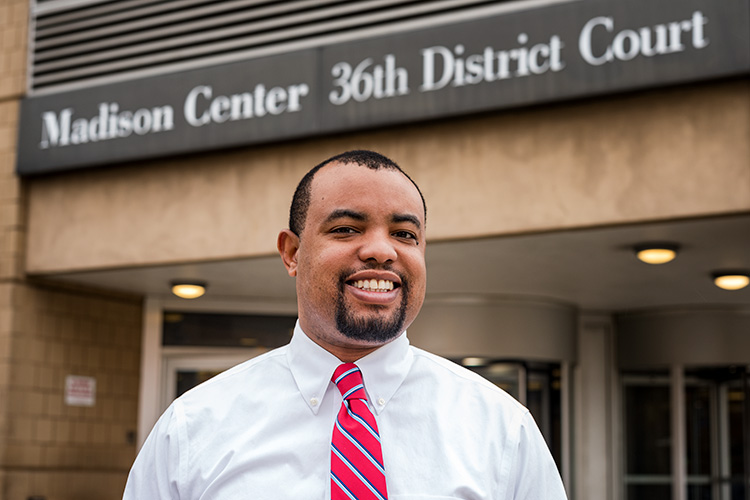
[335,271,409,343]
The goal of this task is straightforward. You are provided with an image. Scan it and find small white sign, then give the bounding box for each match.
[65,375,96,407]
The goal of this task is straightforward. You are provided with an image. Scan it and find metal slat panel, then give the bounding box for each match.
[36,0,170,28]
[35,0,115,16]
[34,0,485,75]
[36,0,291,43]
[34,0,412,67]
[35,0,346,59]
[30,0,534,92]
[34,5,421,83]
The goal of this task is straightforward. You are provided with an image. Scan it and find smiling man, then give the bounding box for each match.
[277,151,427,362]
[123,150,567,500]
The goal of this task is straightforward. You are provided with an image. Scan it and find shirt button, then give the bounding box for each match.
[310,398,319,406]
[377,398,385,406]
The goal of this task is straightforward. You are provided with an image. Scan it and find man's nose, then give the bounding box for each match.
[358,230,397,264]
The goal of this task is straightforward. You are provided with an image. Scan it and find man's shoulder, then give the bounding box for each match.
[408,346,526,411]
[176,344,290,407]
[409,345,498,388]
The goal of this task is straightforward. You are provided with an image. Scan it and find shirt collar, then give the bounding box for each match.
[287,320,413,415]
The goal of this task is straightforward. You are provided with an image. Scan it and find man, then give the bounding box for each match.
[123,150,567,499]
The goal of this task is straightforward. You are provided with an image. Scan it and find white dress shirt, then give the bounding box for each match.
[123,322,567,499]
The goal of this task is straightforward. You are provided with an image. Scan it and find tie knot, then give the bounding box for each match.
[332,363,368,401]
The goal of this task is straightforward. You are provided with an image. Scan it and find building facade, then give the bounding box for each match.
[2,0,749,499]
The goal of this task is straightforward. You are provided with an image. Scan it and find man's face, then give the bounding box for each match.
[279,162,426,358]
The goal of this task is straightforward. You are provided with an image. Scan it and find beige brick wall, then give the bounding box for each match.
[1,283,142,500]
[0,0,28,496]
[0,0,25,284]
[0,98,23,282]
[2,2,145,499]
[0,0,28,100]
[0,0,27,434]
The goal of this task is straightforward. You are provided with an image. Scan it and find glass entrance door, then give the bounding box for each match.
[162,351,265,408]
[623,366,749,500]
[623,373,672,500]
[159,311,297,410]
[685,367,748,500]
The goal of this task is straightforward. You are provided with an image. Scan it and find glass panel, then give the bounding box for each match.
[526,367,562,469]
[176,369,222,398]
[685,365,748,499]
[687,484,711,500]
[727,380,746,500]
[469,362,522,400]
[163,311,295,347]
[728,383,745,477]
[685,384,711,476]
[727,483,745,500]
[625,383,671,475]
[626,484,672,500]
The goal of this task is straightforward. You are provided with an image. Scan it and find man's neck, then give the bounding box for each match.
[307,334,383,363]
[297,319,398,363]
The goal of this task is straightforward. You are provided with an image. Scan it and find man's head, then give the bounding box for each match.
[278,150,427,361]
[288,150,426,236]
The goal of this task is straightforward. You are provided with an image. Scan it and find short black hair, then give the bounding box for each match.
[288,150,427,236]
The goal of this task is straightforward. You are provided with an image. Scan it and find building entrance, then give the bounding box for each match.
[158,310,296,409]
[623,366,749,500]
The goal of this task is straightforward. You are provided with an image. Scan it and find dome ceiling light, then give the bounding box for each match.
[712,272,750,291]
[634,243,679,265]
[171,281,207,299]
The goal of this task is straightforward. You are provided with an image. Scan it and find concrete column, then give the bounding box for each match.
[574,314,616,500]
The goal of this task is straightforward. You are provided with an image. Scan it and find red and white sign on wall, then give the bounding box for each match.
[65,375,97,407]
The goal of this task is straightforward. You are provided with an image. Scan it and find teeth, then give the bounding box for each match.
[353,279,395,292]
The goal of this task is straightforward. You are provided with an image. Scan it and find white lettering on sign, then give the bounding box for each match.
[38,81,310,149]
[579,11,709,66]
[420,34,565,92]
[65,375,96,407]
[40,103,174,148]
[184,82,310,127]
[329,54,409,105]
[34,11,713,155]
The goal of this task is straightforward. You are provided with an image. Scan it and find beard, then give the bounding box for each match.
[334,269,409,343]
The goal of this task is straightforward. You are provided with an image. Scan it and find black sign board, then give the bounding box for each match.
[16,0,750,175]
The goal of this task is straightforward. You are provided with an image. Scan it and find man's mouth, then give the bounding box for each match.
[350,279,396,293]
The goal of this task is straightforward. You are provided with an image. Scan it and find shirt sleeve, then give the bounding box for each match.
[122,403,185,500]
[504,411,568,500]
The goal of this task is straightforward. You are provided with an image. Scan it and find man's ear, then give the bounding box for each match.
[277,229,300,277]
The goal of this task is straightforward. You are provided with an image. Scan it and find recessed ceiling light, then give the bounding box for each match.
[634,243,679,265]
[171,281,207,299]
[712,272,750,291]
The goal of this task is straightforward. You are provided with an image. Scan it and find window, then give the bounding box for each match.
[623,367,748,500]
[162,311,295,348]
[623,372,672,500]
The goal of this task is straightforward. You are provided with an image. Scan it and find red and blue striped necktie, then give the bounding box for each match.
[330,363,388,500]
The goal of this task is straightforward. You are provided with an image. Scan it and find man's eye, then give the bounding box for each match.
[393,230,417,240]
[331,227,358,234]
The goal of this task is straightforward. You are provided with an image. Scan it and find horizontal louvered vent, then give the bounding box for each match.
[31,0,522,94]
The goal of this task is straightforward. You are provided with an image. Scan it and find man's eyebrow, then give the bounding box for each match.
[391,213,422,230]
[324,209,367,224]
